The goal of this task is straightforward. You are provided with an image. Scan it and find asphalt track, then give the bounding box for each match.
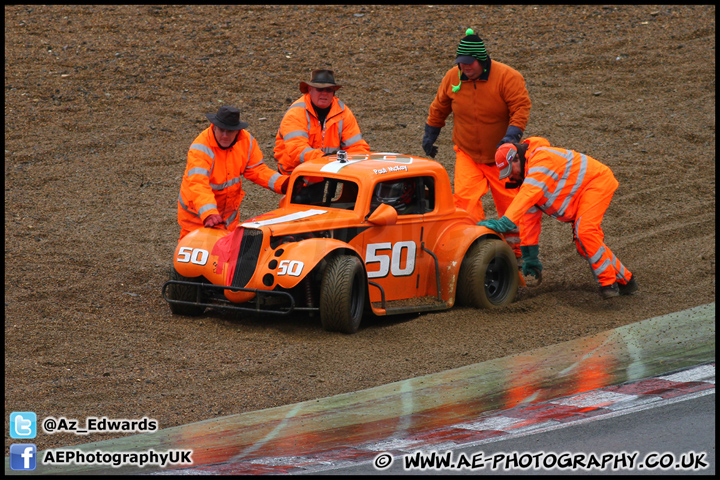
[5,303,715,475]
[318,370,715,475]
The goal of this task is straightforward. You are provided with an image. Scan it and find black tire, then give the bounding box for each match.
[166,266,206,316]
[319,255,366,334]
[457,239,518,309]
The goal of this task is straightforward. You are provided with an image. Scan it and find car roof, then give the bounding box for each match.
[293,152,447,181]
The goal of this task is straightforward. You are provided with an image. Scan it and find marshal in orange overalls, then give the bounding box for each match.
[177,127,287,240]
[274,94,370,175]
[503,137,633,287]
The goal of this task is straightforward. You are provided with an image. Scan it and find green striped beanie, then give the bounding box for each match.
[455,28,488,64]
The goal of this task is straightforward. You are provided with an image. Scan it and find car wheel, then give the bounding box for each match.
[319,255,366,334]
[457,239,518,309]
[166,266,206,316]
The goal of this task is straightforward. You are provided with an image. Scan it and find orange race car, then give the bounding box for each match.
[162,151,524,333]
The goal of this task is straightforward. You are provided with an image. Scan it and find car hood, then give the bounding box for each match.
[239,205,363,236]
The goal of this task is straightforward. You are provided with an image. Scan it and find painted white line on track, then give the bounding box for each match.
[658,364,715,383]
[362,438,422,452]
[456,415,524,432]
[553,390,637,408]
[446,388,715,452]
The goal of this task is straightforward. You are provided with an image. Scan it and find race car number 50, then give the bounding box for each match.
[278,260,303,276]
[366,241,416,279]
[177,247,209,266]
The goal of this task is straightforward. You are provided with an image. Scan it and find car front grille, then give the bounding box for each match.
[231,228,264,288]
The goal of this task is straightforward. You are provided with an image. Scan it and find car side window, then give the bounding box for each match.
[369,176,435,216]
[290,176,358,210]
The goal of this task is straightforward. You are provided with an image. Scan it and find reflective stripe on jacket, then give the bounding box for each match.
[427,61,531,165]
[503,136,618,246]
[178,126,285,228]
[274,94,370,174]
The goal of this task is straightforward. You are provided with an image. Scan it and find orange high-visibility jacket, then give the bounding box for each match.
[427,61,531,165]
[177,126,286,236]
[274,94,370,174]
[503,137,618,246]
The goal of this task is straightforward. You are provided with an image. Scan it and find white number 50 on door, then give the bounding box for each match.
[365,241,416,279]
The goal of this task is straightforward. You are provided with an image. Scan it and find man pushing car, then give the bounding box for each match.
[177,105,289,240]
[478,137,638,299]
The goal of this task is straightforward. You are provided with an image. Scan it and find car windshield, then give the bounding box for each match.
[290,176,359,210]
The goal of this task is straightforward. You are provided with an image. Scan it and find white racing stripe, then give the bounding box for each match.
[320,153,415,173]
[241,209,327,228]
[320,160,363,173]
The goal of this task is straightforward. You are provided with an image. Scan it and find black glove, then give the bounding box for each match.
[497,125,524,148]
[422,124,442,158]
[278,175,290,194]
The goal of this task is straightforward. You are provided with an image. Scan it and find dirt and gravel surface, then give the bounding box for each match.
[4,5,715,453]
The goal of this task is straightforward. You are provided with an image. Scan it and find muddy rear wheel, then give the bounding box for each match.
[457,239,518,309]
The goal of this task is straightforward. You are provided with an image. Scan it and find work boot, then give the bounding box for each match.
[619,275,639,295]
[600,283,620,299]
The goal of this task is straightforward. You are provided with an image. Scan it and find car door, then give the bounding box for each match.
[361,176,438,305]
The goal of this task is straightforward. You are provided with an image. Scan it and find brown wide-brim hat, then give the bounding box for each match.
[205,105,249,131]
[299,69,342,94]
